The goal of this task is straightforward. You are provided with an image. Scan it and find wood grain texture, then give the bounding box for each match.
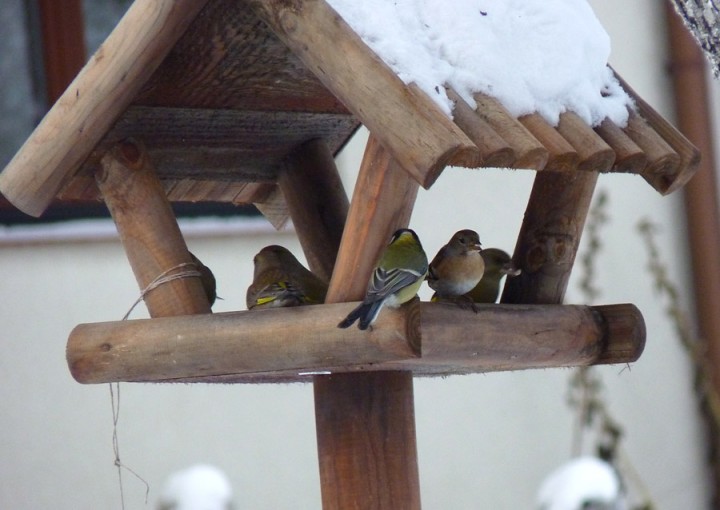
[278,139,349,281]
[317,135,421,510]
[135,0,348,113]
[502,170,598,304]
[97,140,211,317]
[253,184,291,229]
[66,301,645,383]
[0,0,209,216]
[447,88,515,168]
[473,93,549,170]
[519,113,579,172]
[615,71,700,194]
[248,0,479,189]
[314,371,421,509]
[556,112,616,172]
[594,118,648,173]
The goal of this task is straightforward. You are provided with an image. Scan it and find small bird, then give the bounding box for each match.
[246,245,328,310]
[465,248,521,303]
[189,252,217,307]
[427,230,485,302]
[338,228,428,330]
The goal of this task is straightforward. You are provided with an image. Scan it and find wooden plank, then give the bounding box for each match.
[0,0,210,217]
[502,170,599,304]
[135,0,348,113]
[556,112,616,172]
[65,301,645,383]
[278,139,349,282]
[317,135,421,510]
[519,113,579,172]
[446,88,515,168]
[248,0,479,189]
[472,93,549,170]
[95,106,360,183]
[96,139,211,317]
[615,71,700,194]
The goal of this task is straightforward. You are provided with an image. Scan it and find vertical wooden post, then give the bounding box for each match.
[278,139,349,282]
[502,170,599,304]
[315,135,421,509]
[96,139,211,317]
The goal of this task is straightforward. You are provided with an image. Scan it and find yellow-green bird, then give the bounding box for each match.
[246,245,328,310]
[465,248,521,303]
[189,252,217,307]
[427,229,484,299]
[338,228,428,330]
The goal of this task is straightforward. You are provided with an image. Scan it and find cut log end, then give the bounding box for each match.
[592,303,646,364]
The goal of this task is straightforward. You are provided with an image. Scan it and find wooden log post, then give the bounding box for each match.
[248,0,479,189]
[0,0,209,216]
[66,301,645,383]
[96,139,210,317]
[502,170,599,304]
[278,138,349,282]
[315,135,421,509]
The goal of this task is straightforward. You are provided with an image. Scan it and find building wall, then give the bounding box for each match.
[0,1,712,508]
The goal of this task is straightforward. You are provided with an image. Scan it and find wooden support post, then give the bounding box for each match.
[502,170,598,304]
[0,0,209,216]
[316,134,421,509]
[96,139,211,317]
[278,139,349,282]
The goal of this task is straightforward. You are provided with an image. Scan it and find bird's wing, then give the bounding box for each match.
[366,266,423,302]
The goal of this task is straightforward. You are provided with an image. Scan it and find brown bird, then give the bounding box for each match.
[427,229,485,302]
[246,245,328,310]
[189,252,217,307]
[465,248,520,303]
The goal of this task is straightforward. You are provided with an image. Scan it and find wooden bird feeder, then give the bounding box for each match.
[0,0,699,507]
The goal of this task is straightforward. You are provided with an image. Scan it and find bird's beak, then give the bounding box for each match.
[501,262,521,276]
[472,242,482,252]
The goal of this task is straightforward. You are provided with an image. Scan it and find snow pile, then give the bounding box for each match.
[536,456,626,510]
[157,464,233,510]
[327,0,632,127]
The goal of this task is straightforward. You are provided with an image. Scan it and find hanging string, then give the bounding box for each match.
[111,260,203,508]
[122,262,202,320]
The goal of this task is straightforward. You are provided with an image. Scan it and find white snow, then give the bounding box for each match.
[536,456,626,510]
[327,0,632,127]
[157,464,233,510]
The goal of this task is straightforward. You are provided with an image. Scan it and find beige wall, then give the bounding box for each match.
[0,1,712,508]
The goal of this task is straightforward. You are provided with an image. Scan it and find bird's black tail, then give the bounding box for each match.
[337,300,384,330]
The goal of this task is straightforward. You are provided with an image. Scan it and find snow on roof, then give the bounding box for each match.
[327,0,632,127]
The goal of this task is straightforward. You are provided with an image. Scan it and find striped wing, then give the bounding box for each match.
[366,266,423,302]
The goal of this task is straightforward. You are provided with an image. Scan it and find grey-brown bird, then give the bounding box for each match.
[427,229,485,301]
[465,248,520,303]
[246,245,328,310]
